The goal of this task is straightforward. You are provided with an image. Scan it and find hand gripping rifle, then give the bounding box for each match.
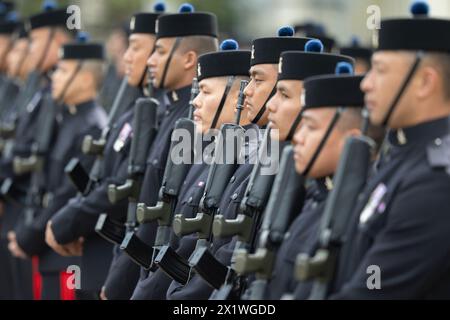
[118,79,199,270]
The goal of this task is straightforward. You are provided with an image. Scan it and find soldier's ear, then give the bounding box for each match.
[77,69,95,90]
[416,65,440,101]
[182,50,197,71]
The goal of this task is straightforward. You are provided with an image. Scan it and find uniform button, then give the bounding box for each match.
[152,159,158,165]
[231,193,238,200]
[230,176,236,183]
[165,110,170,116]
[435,138,442,146]
[188,196,193,203]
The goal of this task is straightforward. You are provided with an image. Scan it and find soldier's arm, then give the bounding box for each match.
[103,250,141,300]
[50,155,129,244]
[14,129,101,254]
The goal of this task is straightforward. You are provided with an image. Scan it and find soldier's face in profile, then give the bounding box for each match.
[244,64,277,126]
[51,60,85,102]
[6,39,28,79]
[148,37,182,89]
[123,33,155,87]
[354,58,370,75]
[28,28,60,72]
[361,51,416,128]
[0,35,10,71]
[293,108,347,178]
[266,79,303,141]
[193,77,238,133]
[107,29,128,77]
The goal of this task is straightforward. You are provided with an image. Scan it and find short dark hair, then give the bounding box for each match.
[178,35,218,57]
[337,107,386,151]
[82,60,105,91]
[426,52,450,100]
[54,26,77,39]
[336,107,363,132]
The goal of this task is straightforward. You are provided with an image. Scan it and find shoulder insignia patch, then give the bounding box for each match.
[426,134,450,175]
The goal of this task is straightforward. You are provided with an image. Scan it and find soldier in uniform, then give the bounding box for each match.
[232,40,354,300]
[98,22,130,114]
[0,20,34,301]
[1,3,74,300]
[243,26,310,129]
[330,1,450,299]
[10,32,107,300]
[132,39,254,300]
[101,3,220,300]
[267,40,353,142]
[0,11,17,91]
[265,64,366,299]
[164,27,315,300]
[46,7,166,300]
[0,11,27,301]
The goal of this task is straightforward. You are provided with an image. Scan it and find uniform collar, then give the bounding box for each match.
[308,176,333,202]
[387,116,450,147]
[64,100,95,116]
[166,85,191,110]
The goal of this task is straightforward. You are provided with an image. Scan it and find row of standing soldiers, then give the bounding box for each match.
[1,0,450,300]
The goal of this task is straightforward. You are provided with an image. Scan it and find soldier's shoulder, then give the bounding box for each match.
[426,133,450,175]
[82,104,108,128]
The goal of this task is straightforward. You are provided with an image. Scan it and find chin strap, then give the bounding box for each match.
[140,44,158,94]
[381,51,424,127]
[286,110,304,141]
[159,37,182,89]
[210,76,235,130]
[55,61,84,107]
[251,85,277,125]
[36,28,56,73]
[302,107,343,177]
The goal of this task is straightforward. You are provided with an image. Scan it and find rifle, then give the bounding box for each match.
[0,71,42,140]
[118,79,199,270]
[153,80,248,285]
[0,79,20,153]
[65,77,140,195]
[94,96,159,246]
[11,92,57,225]
[206,130,282,298]
[294,129,374,300]
[231,145,306,300]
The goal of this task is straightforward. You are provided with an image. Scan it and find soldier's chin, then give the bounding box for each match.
[194,123,204,134]
[269,128,282,141]
[51,92,59,100]
[245,107,254,120]
[151,77,160,88]
[294,161,304,175]
[127,76,139,87]
[369,112,383,127]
